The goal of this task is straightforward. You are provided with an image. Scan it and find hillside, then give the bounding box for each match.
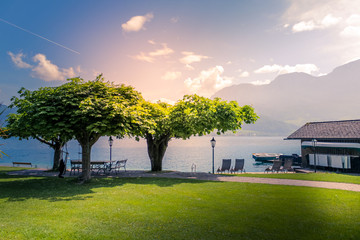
[213,59,360,136]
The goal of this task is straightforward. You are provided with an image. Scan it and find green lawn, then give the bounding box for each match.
[0,167,360,240]
[232,172,360,184]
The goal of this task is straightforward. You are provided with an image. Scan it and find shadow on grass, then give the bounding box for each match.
[0,172,208,203]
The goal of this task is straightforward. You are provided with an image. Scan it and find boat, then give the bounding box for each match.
[252,153,282,162]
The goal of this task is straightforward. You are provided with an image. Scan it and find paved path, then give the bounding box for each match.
[6,169,360,192]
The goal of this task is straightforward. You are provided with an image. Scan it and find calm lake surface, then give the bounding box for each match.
[1,136,301,172]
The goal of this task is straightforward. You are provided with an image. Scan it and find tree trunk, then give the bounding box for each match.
[79,140,92,182]
[52,142,63,171]
[146,134,170,171]
[35,137,64,171]
[76,133,101,183]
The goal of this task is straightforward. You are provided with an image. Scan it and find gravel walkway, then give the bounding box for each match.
[6,169,360,192]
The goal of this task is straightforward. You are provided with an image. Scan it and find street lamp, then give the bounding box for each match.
[312,139,317,173]
[210,137,216,174]
[108,136,114,167]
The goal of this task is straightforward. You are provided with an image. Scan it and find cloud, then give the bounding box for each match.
[283,0,360,33]
[132,52,155,63]
[239,71,250,78]
[161,71,182,81]
[340,14,360,38]
[31,54,77,81]
[179,51,209,70]
[292,14,341,32]
[184,66,232,97]
[122,13,153,32]
[254,64,319,75]
[132,42,174,63]
[149,43,174,57]
[340,26,360,38]
[8,51,79,81]
[8,52,32,68]
[346,14,360,25]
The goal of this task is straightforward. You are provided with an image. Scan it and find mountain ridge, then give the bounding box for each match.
[213,59,360,135]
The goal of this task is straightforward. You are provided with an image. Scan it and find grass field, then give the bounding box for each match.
[233,172,360,184]
[0,167,360,240]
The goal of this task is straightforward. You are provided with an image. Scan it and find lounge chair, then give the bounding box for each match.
[230,159,245,174]
[217,159,231,173]
[281,158,294,172]
[264,160,282,173]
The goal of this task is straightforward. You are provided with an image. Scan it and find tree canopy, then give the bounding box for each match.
[53,75,143,181]
[7,86,73,170]
[7,75,142,181]
[135,95,258,171]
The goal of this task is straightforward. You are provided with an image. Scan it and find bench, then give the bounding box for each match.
[12,162,32,167]
[70,160,82,175]
[109,159,127,174]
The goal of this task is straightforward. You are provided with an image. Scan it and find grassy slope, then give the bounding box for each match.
[0,168,360,240]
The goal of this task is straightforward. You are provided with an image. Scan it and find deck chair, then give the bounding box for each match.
[230,159,245,174]
[281,158,294,172]
[264,160,282,173]
[217,159,231,173]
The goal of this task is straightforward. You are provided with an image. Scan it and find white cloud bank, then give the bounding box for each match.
[8,51,79,81]
[254,63,319,75]
[292,14,341,32]
[184,66,232,97]
[122,13,153,32]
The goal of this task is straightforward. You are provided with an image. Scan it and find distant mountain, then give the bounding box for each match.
[213,59,360,136]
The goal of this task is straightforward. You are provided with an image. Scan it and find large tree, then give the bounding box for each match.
[50,75,142,182]
[136,95,259,171]
[6,87,72,170]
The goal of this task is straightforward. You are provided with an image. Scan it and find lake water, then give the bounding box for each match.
[0,136,301,172]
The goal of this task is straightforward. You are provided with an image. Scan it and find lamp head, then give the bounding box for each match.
[210,137,216,148]
[108,136,114,147]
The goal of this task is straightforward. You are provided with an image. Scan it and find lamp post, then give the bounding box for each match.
[210,137,216,174]
[108,136,114,168]
[312,139,317,173]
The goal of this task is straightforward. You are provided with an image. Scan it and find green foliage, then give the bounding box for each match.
[0,174,359,239]
[0,106,7,159]
[52,75,143,143]
[137,94,259,140]
[0,128,7,159]
[135,94,258,171]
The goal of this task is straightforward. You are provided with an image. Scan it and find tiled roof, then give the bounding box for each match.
[287,119,360,140]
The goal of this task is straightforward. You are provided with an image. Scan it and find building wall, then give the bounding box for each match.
[300,140,360,172]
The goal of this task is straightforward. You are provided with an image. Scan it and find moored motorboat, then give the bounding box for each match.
[252,153,281,162]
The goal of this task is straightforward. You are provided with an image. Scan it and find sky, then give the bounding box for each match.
[1,0,360,105]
